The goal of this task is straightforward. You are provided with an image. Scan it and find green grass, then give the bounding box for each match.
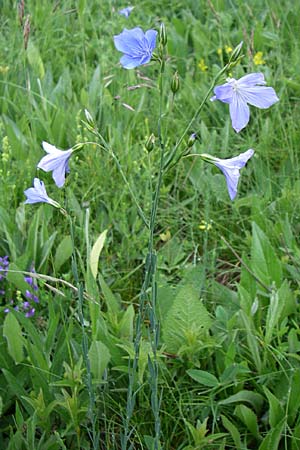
[1,0,300,449]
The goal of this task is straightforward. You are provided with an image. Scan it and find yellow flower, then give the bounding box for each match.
[198,58,208,72]
[198,220,212,231]
[225,45,233,54]
[253,51,265,65]
[217,47,222,56]
[0,65,9,74]
[159,229,171,242]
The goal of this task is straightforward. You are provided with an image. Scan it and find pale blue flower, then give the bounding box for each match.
[211,73,279,132]
[37,141,73,188]
[201,149,254,200]
[118,6,134,17]
[114,27,158,69]
[24,178,59,207]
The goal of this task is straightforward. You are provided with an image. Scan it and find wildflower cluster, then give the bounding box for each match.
[1,256,39,318]
[0,256,9,283]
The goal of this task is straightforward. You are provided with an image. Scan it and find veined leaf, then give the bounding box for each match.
[3,313,25,364]
[88,341,111,380]
[162,285,212,354]
[187,369,219,387]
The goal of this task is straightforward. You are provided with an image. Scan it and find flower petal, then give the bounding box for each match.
[38,146,73,187]
[145,30,158,52]
[52,162,68,188]
[118,6,134,17]
[24,178,50,204]
[237,72,266,87]
[219,166,240,200]
[42,141,59,154]
[219,149,255,169]
[120,54,144,69]
[239,86,279,109]
[114,27,145,55]
[229,94,250,132]
[212,83,233,104]
[213,149,254,200]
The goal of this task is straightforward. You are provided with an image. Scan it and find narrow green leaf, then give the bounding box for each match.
[258,418,285,450]
[38,231,57,271]
[288,369,300,425]
[27,41,45,79]
[219,390,264,413]
[54,235,72,272]
[118,304,135,340]
[90,229,108,279]
[263,386,284,428]
[251,222,282,288]
[88,341,111,380]
[3,313,25,364]
[234,404,261,439]
[221,415,242,449]
[98,272,121,316]
[239,310,262,373]
[187,369,219,387]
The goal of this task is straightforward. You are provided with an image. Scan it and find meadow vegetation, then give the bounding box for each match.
[1,0,300,449]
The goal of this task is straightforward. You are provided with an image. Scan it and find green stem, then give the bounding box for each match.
[69,215,99,450]
[163,63,230,170]
[122,53,166,450]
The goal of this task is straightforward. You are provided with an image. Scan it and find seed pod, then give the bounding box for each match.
[171,71,180,94]
[145,133,155,152]
[159,23,167,47]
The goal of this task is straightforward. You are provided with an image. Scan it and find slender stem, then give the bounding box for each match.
[122,50,166,450]
[69,215,99,450]
[163,64,230,170]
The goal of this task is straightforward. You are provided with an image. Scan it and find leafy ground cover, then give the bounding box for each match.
[1,0,300,449]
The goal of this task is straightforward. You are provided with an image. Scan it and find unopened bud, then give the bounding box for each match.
[72,143,84,152]
[145,133,155,153]
[84,109,94,127]
[228,41,243,64]
[159,23,167,47]
[188,133,197,147]
[23,15,30,50]
[171,71,180,94]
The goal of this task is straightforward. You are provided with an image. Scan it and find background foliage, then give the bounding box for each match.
[1,0,300,448]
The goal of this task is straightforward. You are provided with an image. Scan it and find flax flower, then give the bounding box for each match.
[211,73,279,132]
[37,141,73,188]
[114,27,157,69]
[201,149,254,200]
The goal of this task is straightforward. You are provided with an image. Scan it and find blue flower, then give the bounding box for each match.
[37,141,73,188]
[118,6,134,17]
[211,73,279,132]
[201,149,254,200]
[24,178,59,207]
[114,27,158,69]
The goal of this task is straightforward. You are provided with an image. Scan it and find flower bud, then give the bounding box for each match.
[228,41,243,64]
[72,143,84,152]
[84,109,94,127]
[145,133,155,153]
[159,23,167,47]
[171,71,180,94]
[188,133,197,147]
